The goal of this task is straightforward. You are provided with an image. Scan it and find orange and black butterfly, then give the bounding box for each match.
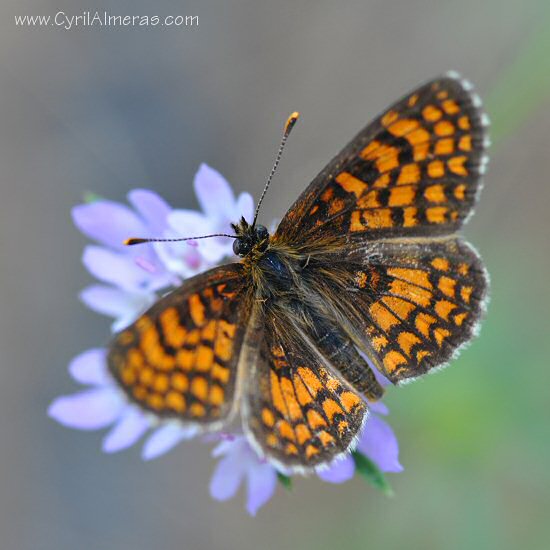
[108,73,489,472]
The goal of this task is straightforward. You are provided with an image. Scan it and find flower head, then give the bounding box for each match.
[51,163,403,516]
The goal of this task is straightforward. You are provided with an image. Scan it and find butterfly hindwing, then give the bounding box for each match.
[108,264,251,430]
[357,239,488,382]
[275,73,488,245]
[243,312,367,471]
[304,238,488,384]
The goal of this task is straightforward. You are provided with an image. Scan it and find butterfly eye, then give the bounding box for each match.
[233,238,252,257]
[232,239,242,256]
[255,225,269,241]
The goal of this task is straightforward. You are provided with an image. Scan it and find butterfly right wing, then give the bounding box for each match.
[108,264,252,432]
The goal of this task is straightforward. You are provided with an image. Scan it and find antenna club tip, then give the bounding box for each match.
[124,238,147,246]
[284,112,300,136]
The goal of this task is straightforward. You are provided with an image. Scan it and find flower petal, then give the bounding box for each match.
[127,189,171,234]
[82,246,153,291]
[153,240,205,279]
[236,192,255,223]
[48,388,124,430]
[357,415,403,473]
[68,348,109,386]
[72,201,148,250]
[79,285,153,331]
[245,462,277,516]
[167,209,214,237]
[212,438,241,459]
[369,400,389,416]
[209,452,246,502]
[194,164,236,219]
[195,237,231,264]
[102,406,150,453]
[141,422,196,461]
[317,455,356,484]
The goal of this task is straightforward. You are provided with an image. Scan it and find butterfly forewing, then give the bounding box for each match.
[275,74,488,245]
[108,264,251,429]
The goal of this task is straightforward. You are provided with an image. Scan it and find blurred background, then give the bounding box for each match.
[1,0,549,549]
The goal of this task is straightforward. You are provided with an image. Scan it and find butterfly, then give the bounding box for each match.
[108,72,489,473]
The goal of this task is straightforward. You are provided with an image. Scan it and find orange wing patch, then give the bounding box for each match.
[108,265,249,428]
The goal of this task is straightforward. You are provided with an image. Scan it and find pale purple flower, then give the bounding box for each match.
[80,284,157,333]
[73,190,175,292]
[74,189,178,331]
[52,163,404,516]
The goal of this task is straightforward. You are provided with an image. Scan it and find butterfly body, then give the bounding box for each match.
[108,73,489,472]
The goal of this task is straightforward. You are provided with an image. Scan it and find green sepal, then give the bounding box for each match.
[351,451,393,496]
[83,191,104,204]
[277,472,293,491]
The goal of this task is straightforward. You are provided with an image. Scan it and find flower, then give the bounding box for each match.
[49,348,402,514]
[51,162,403,516]
[50,347,401,516]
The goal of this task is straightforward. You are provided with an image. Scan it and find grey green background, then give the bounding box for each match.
[1,1,549,549]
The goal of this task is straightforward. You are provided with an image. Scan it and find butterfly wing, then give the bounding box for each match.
[108,264,252,432]
[242,306,368,472]
[303,238,488,384]
[275,73,488,244]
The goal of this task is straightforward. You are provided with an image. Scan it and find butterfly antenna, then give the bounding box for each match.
[252,112,300,228]
[124,233,236,246]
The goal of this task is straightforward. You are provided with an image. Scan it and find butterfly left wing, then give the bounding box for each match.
[275,73,488,245]
[242,311,367,472]
[108,264,251,431]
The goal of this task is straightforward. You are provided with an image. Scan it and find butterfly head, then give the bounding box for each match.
[231,217,269,257]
